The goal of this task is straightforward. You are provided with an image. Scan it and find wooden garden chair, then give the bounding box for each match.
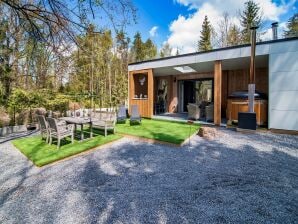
[37,115,50,143]
[47,117,74,149]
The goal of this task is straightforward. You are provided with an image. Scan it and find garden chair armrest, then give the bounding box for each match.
[66,124,74,132]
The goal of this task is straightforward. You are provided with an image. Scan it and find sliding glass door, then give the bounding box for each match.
[178,79,213,112]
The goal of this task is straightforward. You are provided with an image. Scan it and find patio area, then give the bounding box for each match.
[1,129,297,223]
[153,112,227,127]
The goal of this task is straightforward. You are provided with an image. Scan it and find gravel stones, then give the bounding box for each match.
[0,129,297,223]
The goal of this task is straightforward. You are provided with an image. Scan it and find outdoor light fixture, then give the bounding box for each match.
[139,76,146,85]
[174,66,196,73]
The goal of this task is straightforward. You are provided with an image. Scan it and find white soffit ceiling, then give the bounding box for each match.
[153,55,268,76]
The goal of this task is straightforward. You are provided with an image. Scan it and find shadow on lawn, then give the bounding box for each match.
[1,130,298,223]
[117,121,199,145]
[47,128,114,148]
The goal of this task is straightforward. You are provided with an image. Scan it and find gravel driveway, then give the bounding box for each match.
[0,128,297,223]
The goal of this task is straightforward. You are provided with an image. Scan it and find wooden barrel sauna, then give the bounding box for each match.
[227,91,268,126]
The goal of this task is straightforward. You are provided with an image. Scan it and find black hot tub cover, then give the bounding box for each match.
[228,90,267,100]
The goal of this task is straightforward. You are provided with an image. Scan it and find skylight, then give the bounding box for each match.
[173,66,196,73]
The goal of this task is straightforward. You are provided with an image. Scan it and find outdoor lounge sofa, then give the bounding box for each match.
[92,111,116,137]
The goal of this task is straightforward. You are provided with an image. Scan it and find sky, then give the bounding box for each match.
[126,0,298,54]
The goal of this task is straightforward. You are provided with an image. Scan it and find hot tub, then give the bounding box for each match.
[227,91,268,126]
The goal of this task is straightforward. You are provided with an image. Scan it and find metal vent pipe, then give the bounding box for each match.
[271,22,278,40]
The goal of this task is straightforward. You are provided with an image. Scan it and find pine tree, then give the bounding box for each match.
[144,38,157,60]
[284,13,298,38]
[160,42,172,58]
[227,25,241,46]
[198,15,212,51]
[131,32,145,62]
[240,0,262,43]
[114,31,130,105]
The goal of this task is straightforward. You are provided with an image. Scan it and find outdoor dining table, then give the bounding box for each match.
[60,117,93,141]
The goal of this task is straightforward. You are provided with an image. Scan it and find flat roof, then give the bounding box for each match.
[128,37,298,66]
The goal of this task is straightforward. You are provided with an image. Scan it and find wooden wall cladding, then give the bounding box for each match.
[222,67,268,118]
[214,61,222,125]
[129,69,153,118]
[226,68,268,95]
[175,73,213,81]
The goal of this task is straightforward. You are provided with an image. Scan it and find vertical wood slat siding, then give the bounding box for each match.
[227,68,268,95]
[222,68,268,118]
[214,61,222,125]
[129,69,153,118]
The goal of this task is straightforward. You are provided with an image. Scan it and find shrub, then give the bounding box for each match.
[8,89,50,125]
[8,89,31,113]
[0,107,10,128]
[46,94,70,114]
[16,110,30,126]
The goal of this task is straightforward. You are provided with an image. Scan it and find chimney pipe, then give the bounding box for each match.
[248,26,258,113]
[271,22,278,40]
[250,26,258,84]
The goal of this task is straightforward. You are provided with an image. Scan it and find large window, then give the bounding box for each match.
[194,79,213,104]
[133,73,148,98]
[179,79,213,112]
[157,79,168,103]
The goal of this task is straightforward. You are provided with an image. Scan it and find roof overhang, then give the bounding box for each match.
[151,55,268,76]
[128,37,298,76]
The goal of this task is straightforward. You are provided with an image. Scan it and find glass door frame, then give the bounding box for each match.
[178,78,214,113]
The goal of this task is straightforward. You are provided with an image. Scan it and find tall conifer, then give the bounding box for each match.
[284,13,298,38]
[198,15,212,51]
[240,0,262,43]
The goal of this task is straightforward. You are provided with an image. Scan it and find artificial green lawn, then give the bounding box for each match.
[13,119,199,166]
[12,131,122,167]
[116,119,200,144]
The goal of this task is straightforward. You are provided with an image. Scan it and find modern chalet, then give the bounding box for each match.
[128,37,298,132]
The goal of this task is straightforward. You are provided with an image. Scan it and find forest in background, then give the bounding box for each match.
[0,0,136,126]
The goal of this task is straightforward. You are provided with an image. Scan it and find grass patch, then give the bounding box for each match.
[12,130,122,167]
[116,119,200,144]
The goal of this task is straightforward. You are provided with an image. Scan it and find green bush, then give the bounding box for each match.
[46,94,70,113]
[6,88,98,123]
[0,107,10,128]
[8,89,31,113]
[7,88,53,125]
[16,110,30,125]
